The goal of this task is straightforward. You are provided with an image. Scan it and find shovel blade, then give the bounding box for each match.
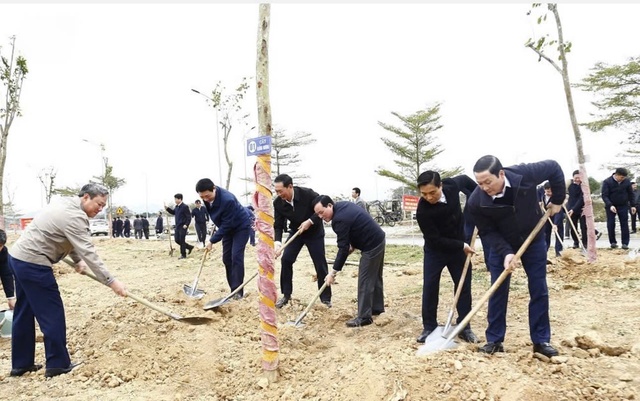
[183,284,205,299]
[416,326,459,356]
[285,320,305,328]
[203,296,231,311]
[177,316,214,325]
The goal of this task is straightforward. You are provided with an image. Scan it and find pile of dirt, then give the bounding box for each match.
[0,236,638,400]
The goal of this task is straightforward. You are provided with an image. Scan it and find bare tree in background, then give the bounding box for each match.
[271,127,316,182]
[0,36,28,215]
[526,3,597,261]
[37,166,57,205]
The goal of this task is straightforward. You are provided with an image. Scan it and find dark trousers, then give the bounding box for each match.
[9,256,71,369]
[174,226,193,257]
[421,247,472,331]
[544,211,564,254]
[280,231,331,302]
[631,211,637,232]
[569,212,587,247]
[606,205,630,246]
[486,237,551,344]
[195,222,207,245]
[357,239,385,319]
[221,226,251,295]
[248,228,255,246]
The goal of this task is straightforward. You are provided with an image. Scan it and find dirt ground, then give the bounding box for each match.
[1,232,639,401]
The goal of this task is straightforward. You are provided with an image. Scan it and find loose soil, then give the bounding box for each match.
[1,233,639,401]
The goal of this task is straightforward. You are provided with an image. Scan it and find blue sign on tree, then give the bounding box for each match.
[247,136,272,156]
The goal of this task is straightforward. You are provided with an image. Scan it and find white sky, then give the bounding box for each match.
[0,3,637,216]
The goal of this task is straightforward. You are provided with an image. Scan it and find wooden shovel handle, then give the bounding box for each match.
[444,208,552,343]
[293,282,328,326]
[450,226,478,310]
[275,228,303,259]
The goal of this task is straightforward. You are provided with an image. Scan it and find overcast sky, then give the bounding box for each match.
[1,3,638,216]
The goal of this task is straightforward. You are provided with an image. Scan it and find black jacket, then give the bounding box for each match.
[166,202,192,228]
[273,186,324,242]
[416,175,477,252]
[0,246,14,298]
[467,160,565,258]
[601,175,635,209]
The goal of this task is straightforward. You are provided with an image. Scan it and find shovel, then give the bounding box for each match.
[182,249,209,299]
[63,258,212,325]
[164,204,175,256]
[417,208,552,355]
[203,272,259,311]
[441,226,478,338]
[275,228,303,259]
[562,204,588,257]
[286,282,328,328]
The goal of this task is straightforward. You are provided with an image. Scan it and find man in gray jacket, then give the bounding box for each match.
[8,183,127,378]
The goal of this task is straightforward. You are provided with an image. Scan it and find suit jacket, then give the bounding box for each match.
[166,202,192,228]
[204,186,252,244]
[273,186,324,242]
[602,175,635,209]
[467,160,565,258]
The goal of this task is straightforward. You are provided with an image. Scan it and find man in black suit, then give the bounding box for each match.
[165,193,194,259]
[273,174,331,308]
[191,199,210,247]
[602,168,637,249]
[414,171,479,344]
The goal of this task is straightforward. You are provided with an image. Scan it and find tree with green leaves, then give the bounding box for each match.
[377,102,461,190]
[576,57,640,140]
[0,36,28,215]
[525,3,597,261]
[576,57,640,174]
[271,127,316,183]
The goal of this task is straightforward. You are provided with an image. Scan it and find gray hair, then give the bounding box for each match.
[78,183,109,198]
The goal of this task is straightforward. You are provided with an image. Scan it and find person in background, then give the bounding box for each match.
[601,167,636,249]
[165,194,194,259]
[192,200,210,248]
[246,205,256,247]
[631,182,638,234]
[133,215,143,239]
[313,195,386,327]
[0,229,16,311]
[539,182,564,258]
[123,216,131,238]
[566,169,601,249]
[8,183,127,378]
[273,174,331,308]
[414,171,479,344]
[141,216,150,239]
[196,178,252,298]
[155,212,164,237]
[467,155,563,358]
[351,187,367,210]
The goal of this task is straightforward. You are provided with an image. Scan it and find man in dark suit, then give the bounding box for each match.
[123,217,131,238]
[313,195,386,327]
[165,193,194,259]
[273,174,331,308]
[195,178,253,298]
[467,155,564,358]
[414,171,479,344]
[601,167,637,249]
[191,199,210,247]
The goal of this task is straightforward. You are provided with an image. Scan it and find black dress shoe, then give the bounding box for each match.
[178,256,187,259]
[611,244,618,249]
[345,317,373,327]
[372,309,384,316]
[622,245,629,250]
[275,295,290,309]
[10,364,43,377]
[533,342,559,357]
[477,342,504,354]
[416,329,432,343]
[187,246,193,255]
[45,362,82,378]
[458,328,480,343]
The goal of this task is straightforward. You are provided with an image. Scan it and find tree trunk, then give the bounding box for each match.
[551,4,597,261]
[255,3,279,381]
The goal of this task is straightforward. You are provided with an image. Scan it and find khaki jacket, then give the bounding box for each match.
[10,196,114,285]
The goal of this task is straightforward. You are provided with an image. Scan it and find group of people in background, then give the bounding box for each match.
[110,215,151,239]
